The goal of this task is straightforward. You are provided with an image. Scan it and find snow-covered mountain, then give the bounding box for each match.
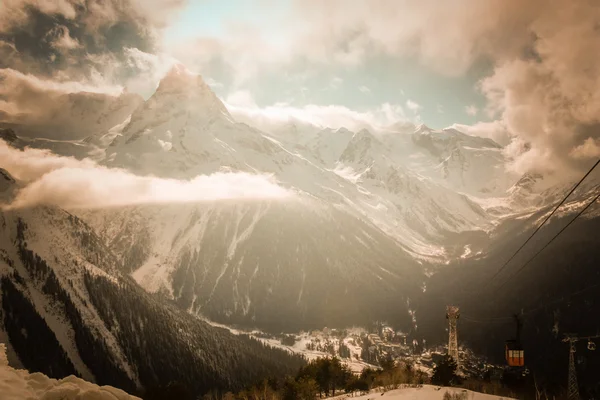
[409,125,512,196]
[79,199,425,331]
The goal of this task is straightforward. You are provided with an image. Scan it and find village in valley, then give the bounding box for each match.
[252,323,499,380]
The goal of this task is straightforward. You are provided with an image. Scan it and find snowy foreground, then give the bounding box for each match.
[0,344,140,400]
[331,386,514,400]
[0,343,513,400]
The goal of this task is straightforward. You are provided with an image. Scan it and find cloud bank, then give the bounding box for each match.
[226,97,412,133]
[224,89,416,132]
[0,142,291,210]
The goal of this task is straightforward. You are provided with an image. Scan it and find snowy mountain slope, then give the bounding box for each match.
[79,198,426,332]
[325,127,492,253]
[0,172,306,397]
[0,193,143,388]
[289,125,355,167]
[408,125,512,197]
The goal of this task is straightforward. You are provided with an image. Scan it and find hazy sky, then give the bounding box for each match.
[161,0,489,129]
[0,0,599,178]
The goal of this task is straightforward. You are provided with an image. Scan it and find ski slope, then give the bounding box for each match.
[330,386,514,400]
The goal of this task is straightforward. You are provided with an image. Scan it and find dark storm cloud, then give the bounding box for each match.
[0,0,185,81]
[0,0,185,137]
[0,2,155,82]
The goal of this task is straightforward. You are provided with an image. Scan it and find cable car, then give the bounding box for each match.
[505,340,524,367]
[588,339,596,351]
[504,314,528,376]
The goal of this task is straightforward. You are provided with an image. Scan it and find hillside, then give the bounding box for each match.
[0,170,305,397]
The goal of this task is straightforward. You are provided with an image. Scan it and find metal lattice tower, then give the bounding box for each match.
[563,334,580,400]
[446,306,460,367]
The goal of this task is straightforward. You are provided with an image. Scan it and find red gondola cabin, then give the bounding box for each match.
[505,339,525,367]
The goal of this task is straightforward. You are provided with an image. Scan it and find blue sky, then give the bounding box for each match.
[161,0,492,129]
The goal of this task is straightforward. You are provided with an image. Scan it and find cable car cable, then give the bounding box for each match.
[459,282,600,325]
[488,158,600,284]
[461,196,599,325]
[518,283,600,317]
[495,190,600,292]
[461,314,513,324]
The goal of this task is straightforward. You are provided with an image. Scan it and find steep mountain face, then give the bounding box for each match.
[0,172,305,397]
[107,64,246,177]
[80,199,425,332]
[293,126,354,166]
[0,168,15,204]
[322,127,493,255]
[408,125,512,197]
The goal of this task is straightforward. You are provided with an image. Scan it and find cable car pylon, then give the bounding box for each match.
[563,334,580,400]
[446,306,460,368]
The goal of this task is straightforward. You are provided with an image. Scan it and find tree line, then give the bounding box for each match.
[173,356,431,400]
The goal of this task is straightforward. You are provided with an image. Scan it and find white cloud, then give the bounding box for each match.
[205,77,224,89]
[474,0,600,176]
[160,0,540,84]
[359,85,371,94]
[436,104,444,114]
[123,47,179,96]
[157,139,173,151]
[226,90,259,108]
[570,138,600,159]
[465,105,478,116]
[226,97,409,133]
[0,68,123,96]
[0,141,290,210]
[406,99,422,113]
[0,68,141,140]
